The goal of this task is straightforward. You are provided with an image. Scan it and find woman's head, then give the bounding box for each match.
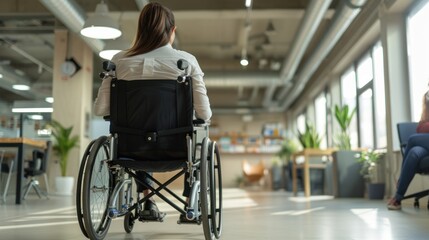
[126,2,175,56]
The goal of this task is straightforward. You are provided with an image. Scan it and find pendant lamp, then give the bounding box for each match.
[80,1,122,39]
[99,37,129,60]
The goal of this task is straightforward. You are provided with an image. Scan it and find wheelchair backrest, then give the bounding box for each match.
[109,78,194,161]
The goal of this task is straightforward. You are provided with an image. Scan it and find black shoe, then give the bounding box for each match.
[139,199,166,221]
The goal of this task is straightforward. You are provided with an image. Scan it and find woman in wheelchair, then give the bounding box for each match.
[388,92,429,210]
[82,3,222,240]
[94,2,212,219]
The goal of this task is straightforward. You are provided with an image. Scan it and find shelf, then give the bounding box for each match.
[211,134,283,154]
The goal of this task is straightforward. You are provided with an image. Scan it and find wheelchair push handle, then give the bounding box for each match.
[99,61,117,79]
[177,59,191,83]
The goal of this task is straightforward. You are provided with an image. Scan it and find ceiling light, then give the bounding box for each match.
[28,114,44,120]
[240,58,249,66]
[12,107,53,113]
[99,38,129,60]
[80,1,122,39]
[245,0,252,8]
[45,97,54,103]
[12,84,30,91]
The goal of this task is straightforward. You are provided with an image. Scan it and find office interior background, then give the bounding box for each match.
[1,0,429,239]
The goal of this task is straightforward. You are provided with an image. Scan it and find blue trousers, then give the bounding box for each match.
[395,133,429,201]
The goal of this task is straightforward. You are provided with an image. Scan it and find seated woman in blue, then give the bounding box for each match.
[387,92,429,210]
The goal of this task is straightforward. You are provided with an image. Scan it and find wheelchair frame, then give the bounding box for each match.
[76,60,223,240]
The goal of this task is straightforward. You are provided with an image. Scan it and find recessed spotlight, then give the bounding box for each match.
[28,114,43,120]
[240,58,249,66]
[45,97,54,103]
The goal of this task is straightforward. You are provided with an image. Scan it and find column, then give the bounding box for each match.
[379,8,411,196]
[50,29,93,190]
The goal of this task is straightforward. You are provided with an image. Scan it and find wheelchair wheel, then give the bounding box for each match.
[81,136,112,240]
[123,212,135,233]
[209,141,222,238]
[201,139,223,240]
[76,139,96,238]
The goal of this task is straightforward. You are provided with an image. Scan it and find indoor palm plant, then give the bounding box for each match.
[331,104,364,198]
[333,104,356,150]
[297,122,322,149]
[50,120,79,195]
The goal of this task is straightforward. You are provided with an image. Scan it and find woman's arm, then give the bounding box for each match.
[417,121,429,133]
[93,76,112,116]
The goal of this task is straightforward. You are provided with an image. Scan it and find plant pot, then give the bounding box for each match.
[55,176,75,196]
[332,150,365,198]
[367,183,385,200]
[271,165,282,190]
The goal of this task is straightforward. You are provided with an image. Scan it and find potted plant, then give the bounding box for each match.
[333,104,355,150]
[331,104,364,198]
[355,149,385,199]
[297,122,325,194]
[50,120,79,195]
[276,138,298,191]
[297,122,322,149]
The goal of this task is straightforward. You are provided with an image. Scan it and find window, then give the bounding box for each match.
[407,1,429,121]
[373,42,387,147]
[315,93,327,148]
[296,113,306,135]
[340,68,358,148]
[358,89,374,148]
[356,54,375,149]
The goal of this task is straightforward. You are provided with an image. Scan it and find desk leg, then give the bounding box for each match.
[15,145,23,204]
[332,157,338,198]
[292,156,297,196]
[303,154,310,197]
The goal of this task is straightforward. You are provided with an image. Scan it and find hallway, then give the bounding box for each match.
[0,188,428,240]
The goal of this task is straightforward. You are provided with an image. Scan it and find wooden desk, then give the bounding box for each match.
[292,148,336,197]
[0,138,46,204]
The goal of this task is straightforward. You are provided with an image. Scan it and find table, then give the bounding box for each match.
[291,148,337,197]
[0,138,46,204]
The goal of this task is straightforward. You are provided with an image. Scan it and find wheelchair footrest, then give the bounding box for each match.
[177,214,201,225]
[138,209,166,222]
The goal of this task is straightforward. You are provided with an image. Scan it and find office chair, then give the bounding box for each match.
[22,141,52,200]
[0,150,15,202]
[397,122,429,209]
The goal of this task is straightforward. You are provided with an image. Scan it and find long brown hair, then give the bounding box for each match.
[421,91,429,121]
[125,2,175,56]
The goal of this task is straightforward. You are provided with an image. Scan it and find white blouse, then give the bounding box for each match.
[93,44,212,121]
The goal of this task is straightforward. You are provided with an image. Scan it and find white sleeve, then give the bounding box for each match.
[191,57,212,121]
[93,76,112,116]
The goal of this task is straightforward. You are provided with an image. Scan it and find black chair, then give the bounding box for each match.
[22,141,52,200]
[397,122,429,209]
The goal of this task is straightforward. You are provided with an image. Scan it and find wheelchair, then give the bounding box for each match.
[76,59,223,240]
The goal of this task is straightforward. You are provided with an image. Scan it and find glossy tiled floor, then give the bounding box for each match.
[0,188,428,240]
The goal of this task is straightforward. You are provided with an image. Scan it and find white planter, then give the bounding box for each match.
[55,176,75,196]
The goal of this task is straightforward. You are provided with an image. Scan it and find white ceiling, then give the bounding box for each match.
[0,0,367,115]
